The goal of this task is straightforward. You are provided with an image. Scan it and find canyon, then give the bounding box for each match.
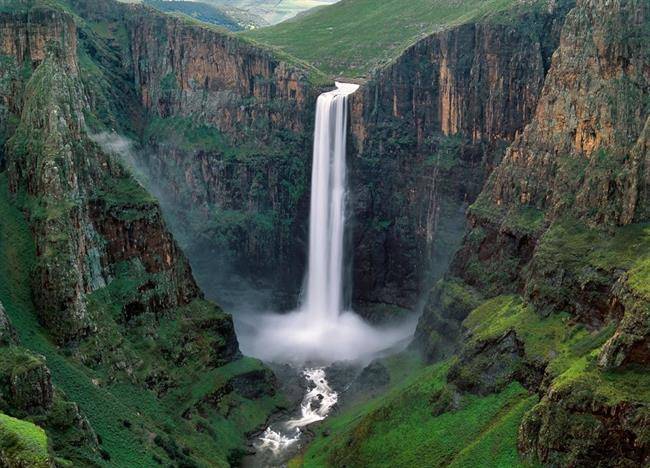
[0,0,647,466]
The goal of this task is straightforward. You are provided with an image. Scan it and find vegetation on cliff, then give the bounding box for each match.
[0,2,287,465]
[0,0,648,466]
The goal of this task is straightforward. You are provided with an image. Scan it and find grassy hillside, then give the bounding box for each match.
[0,413,51,467]
[294,282,650,467]
[296,360,538,467]
[243,0,523,78]
[0,169,281,466]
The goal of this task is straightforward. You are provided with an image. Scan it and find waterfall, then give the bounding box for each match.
[235,82,417,366]
[240,80,418,465]
[302,82,359,319]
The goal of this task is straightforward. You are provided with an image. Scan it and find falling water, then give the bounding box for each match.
[236,81,417,365]
[303,82,358,319]
[240,82,418,464]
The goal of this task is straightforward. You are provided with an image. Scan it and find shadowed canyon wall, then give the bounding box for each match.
[0,5,280,464]
[347,1,573,311]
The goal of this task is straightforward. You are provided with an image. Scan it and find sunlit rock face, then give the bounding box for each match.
[414,0,650,465]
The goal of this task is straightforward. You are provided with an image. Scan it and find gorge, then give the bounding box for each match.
[0,0,647,467]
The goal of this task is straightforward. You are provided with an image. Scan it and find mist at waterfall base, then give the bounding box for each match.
[235,82,417,366]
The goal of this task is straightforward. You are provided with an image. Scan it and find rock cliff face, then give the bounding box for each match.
[450,0,649,348]
[54,0,574,314]
[0,4,280,464]
[0,6,76,163]
[111,0,573,312]
[2,10,202,345]
[415,0,649,464]
[127,8,311,134]
[347,2,572,308]
[113,4,320,302]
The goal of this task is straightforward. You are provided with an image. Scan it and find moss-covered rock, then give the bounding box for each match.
[519,371,650,466]
[0,412,52,468]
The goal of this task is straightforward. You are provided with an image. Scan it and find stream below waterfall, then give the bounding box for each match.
[245,368,338,466]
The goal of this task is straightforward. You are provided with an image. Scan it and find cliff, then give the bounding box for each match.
[0,3,281,465]
[50,0,576,315]
[111,3,322,303]
[347,1,572,309]
[110,0,574,313]
[414,0,649,464]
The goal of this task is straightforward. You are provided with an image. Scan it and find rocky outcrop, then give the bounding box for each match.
[347,1,572,308]
[486,0,649,227]
[448,329,544,395]
[5,358,53,414]
[598,276,650,369]
[1,8,208,344]
[0,303,16,345]
[519,381,650,467]
[127,7,312,135]
[0,312,99,463]
[449,0,649,345]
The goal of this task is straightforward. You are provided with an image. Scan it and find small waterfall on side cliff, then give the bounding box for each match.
[302,82,358,320]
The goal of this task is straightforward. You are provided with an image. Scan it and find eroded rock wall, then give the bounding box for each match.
[415,0,650,464]
[347,2,571,309]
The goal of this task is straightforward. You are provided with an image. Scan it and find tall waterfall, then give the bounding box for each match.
[302,82,359,319]
[235,82,417,366]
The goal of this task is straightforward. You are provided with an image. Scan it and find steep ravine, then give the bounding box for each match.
[0,0,647,466]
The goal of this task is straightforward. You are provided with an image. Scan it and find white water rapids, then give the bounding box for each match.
[255,369,337,459]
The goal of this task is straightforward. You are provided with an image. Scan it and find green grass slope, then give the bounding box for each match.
[144,0,243,31]
[243,0,521,78]
[204,0,338,25]
[297,361,538,468]
[0,413,51,468]
[295,277,650,467]
[0,173,283,466]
